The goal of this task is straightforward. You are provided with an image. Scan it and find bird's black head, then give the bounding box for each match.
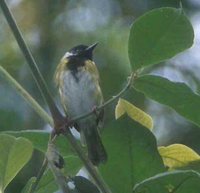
[67,43,98,60]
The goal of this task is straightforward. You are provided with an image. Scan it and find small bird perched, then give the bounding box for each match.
[54,43,107,165]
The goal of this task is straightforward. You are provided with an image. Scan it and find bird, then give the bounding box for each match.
[54,43,107,165]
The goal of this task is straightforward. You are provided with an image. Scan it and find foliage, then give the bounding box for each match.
[0,3,200,193]
[100,116,165,193]
[133,170,200,193]
[134,75,200,127]
[0,134,33,192]
[128,8,194,70]
[115,98,153,129]
[159,144,200,170]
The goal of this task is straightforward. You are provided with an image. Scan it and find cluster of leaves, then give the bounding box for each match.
[1,6,200,193]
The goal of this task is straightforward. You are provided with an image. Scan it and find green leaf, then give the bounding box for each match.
[128,7,194,70]
[133,170,200,193]
[64,156,82,175]
[100,115,165,193]
[179,160,200,173]
[2,130,49,153]
[1,130,72,156]
[134,75,200,127]
[21,177,36,193]
[115,98,153,130]
[0,134,33,192]
[35,170,57,193]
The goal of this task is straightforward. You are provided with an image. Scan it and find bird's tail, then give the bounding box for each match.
[83,127,107,166]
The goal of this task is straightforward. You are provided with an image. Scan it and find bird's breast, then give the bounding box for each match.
[59,69,103,118]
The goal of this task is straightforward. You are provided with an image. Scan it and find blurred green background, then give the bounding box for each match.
[1,0,200,192]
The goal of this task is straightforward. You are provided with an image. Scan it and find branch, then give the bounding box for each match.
[0,0,63,128]
[62,72,135,193]
[64,131,112,193]
[0,64,113,193]
[0,2,134,193]
[0,65,53,193]
[30,134,57,193]
[46,142,71,193]
[0,64,133,193]
[73,72,135,122]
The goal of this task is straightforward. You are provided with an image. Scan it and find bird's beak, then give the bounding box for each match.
[85,42,98,53]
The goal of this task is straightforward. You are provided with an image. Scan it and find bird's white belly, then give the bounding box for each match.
[60,70,101,118]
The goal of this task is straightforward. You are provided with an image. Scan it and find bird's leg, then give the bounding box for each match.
[61,116,75,134]
[53,116,74,136]
[92,105,104,125]
[92,105,99,117]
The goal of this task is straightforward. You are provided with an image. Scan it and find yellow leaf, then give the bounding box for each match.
[158,144,200,170]
[115,98,153,130]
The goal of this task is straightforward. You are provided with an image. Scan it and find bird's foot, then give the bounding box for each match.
[53,116,74,136]
[92,105,99,117]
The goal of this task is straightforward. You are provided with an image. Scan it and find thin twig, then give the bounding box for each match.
[46,142,71,193]
[29,133,57,193]
[73,72,135,122]
[30,159,48,193]
[0,0,63,127]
